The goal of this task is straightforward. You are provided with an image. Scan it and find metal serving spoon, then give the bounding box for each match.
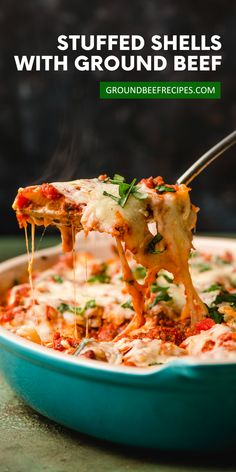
[177,130,236,185]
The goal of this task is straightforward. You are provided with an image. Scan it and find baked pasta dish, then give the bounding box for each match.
[0,174,235,367]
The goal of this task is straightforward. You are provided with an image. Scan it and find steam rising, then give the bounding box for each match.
[39,130,82,183]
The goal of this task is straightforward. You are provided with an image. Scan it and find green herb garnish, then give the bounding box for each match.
[192,263,211,273]
[214,255,231,265]
[162,274,174,284]
[119,178,137,207]
[147,233,164,254]
[189,250,200,259]
[88,273,111,283]
[131,188,148,200]
[52,275,64,284]
[73,337,95,356]
[149,284,172,308]
[109,174,125,184]
[57,299,96,316]
[206,305,224,324]
[121,300,134,310]
[57,303,71,314]
[103,174,147,208]
[205,288,236,323]
[84,299,97,310]
[203,284,222,293]
[155,185,176,194]
[132,266,147,280]
[199,264,211,273]
[214,291,236,307]
[103,191,120,204]
[88,264,110,284]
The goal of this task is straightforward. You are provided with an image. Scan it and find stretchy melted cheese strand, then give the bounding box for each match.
[115,238,145,334]
[24,223,36,316]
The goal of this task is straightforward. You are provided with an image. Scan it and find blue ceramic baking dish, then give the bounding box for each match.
[0,236,236,452]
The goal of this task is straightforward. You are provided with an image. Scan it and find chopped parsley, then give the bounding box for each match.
[103,191,120,204]
[206,288,236,323]
[132,266,147,280]
[203,284,222,293]
[149,284,172,309]
[147,233,164,254]
[214,255,231,265]
[73,337,95,356]
[57,303,71,314]
[214,291,236,307]
[192,262,211,273]
[198,264,211,273]
[206,305,224,324]
[88,273,110,284]
[162,273,174,284]
[189,250,200,259]
[155,185,176,194]
[103,174,147,208]
[88,264,110,284]
[121,300,134,310]
[109,174,125,184]
[52,275,64,284]
[57,299,96,316]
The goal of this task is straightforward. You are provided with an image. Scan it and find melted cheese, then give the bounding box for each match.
[2,249,236,366]
[13,176,207,328]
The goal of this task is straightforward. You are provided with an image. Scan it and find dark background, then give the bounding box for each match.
[0,0,235,235]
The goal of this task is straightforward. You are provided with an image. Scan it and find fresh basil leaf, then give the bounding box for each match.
[57,303,70,314]
[109,174,125,185]
[132,190,148,200]
[214,291,236,307]
[199,264,211,273]
[162,274,174,284]
[192,263,211,273]
[88,274,111,284]
[103,191,120,203]
[206,289,236,323]
[190,250,200,259]
[52,275,64,284]
[57,300,96,316]
[149,285,172,309]
[203,284,222,293]
[151,283,168,294]
[207,305,224,323]
[121,300,134,310]
[214,255,231,265]
[119,182,130,197]
[103,175,147,207]
[155,185,176,194]
[85,299,96,310]
[119,178,137,208]
[113,174,125,182]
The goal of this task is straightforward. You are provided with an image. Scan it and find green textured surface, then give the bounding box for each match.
[1,377,236,472]
[0,236,236,471]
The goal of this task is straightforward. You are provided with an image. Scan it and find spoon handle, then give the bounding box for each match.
[177,130,236,185]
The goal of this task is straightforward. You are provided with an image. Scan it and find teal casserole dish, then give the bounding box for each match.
[0,236,236,452]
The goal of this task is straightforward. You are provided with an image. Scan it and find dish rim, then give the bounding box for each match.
[1,234,236,377]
